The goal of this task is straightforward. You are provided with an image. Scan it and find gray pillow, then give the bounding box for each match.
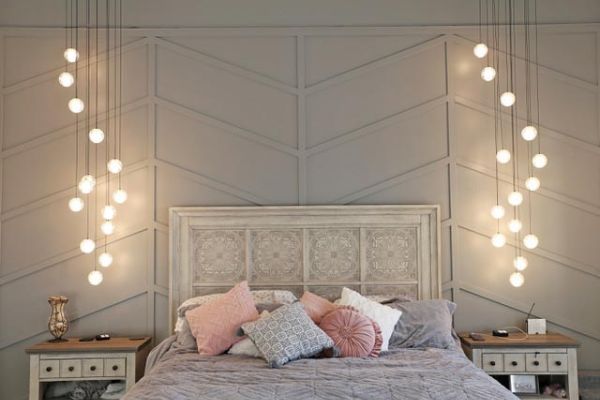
[388,299,457,349]
[242,302,335,368]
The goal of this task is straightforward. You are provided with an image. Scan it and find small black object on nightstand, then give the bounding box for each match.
[492,329,509,337]
[95,334,111,341]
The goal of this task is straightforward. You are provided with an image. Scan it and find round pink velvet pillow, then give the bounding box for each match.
[319,306,376,358]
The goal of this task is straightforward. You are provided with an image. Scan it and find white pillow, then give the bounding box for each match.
[228,311,270,358]
[338,287,402,351]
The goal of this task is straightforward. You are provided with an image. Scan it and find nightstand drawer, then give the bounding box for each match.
[104,358,126,377]
[482,354,504,372]
[526,353,547,372]
[548,353,568,372]
[82,358,104,377]
[504,353,525,372]
[59,359,81,378]
[39,360,60,378]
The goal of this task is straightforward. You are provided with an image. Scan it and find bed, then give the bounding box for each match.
[123,206,517,400]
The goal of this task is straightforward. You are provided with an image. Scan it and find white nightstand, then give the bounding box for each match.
[460,332,579,400]
[26,337,151,400]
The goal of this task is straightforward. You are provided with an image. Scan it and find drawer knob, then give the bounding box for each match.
[68,366,74,372]
[533,360,540,366]
[46,366,52,372]
[489,361,496,366]
[112,365,119,371]
[511,361,518,366]
[555,361,562,366]
[90,366,96,371]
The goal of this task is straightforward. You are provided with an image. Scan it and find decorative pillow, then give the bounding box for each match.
[319,306,381,358]
[175,289,297,332]
[338,287,402,352]
[241,302,335,368]
[387,299,457,349]
[300,291,337,324]
[185,281,259,355]
[228,311,270,358]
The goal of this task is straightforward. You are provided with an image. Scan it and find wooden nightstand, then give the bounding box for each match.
[460,332,579,400]
[26,337,151,400]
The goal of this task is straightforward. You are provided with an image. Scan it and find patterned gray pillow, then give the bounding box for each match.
[242,302,335,368]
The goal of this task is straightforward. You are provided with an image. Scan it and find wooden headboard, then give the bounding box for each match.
[169,205,441,331]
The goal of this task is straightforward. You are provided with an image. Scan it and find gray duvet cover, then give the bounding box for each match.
[124,338,517,400]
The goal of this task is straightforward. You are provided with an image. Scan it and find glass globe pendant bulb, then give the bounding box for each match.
[88,128,105,144]
[64,48,79,63]
[500,92,516,107]
[101,205,116,221]
[525,176,540,192]
[98,252,113,268]
[481,66,496,82]
[58,72,74,88]
[490,205,505,220]
[88,270,103,286]
[473,43,488,58]
[68,197,84,212]
[532,153,548,169]
[510,271,525,287]
[80,238,95,254]
[507,191,523,206]
[523,234,539,249]
[107,159,123,174]
[113,189,128,204]
[508,219,522,233]
[491,233,506,248]
[521,126,538,141]
[68,98,85,114]
[496,149,511,164]
[101,220,115,236]
[514,256,528,271]
[78,175,96,194]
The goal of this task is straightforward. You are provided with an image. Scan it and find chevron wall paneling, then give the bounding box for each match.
[0,26,599,399]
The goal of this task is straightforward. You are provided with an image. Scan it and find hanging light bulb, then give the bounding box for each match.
[490,205,505,219]
[63,48,79,63]
[491,233,506,248]
[101,205,116,221]
[58,72,74,88]
[112,189,128,204]
[500,92,516,107]
[68,197,84,212]
[107,159,123,174]
[507,191,523,206]
[88,270,103,286]
[525,176,540,191]
[98,252,113,268]
[78,175,96,194]
[88,128,105,144]
[532,153,548,169]
[80,238,95,254]
[473,43,488,58]
[521,126,538,141]
[481,66,496,82]
[101,220,115,236]
[514,256,528,271]
[523,234,539,249]
[68,98,85,114]
[508,219,523,233]
[496,149,511,164]
[509,271,525,287]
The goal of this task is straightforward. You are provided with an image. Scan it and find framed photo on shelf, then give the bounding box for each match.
[510,375,538,394]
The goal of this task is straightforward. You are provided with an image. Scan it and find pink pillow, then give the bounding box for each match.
[300,291,337,324]
[320,306,379,358]
[185,281,258,355]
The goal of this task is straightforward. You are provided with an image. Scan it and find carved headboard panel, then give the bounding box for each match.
[169,205,441,330]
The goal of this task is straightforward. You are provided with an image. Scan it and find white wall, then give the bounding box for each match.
[0,2,599,399]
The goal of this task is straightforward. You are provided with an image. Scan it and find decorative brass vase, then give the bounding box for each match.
[48,296,69,342]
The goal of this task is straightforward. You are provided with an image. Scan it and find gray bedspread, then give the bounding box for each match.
[125,339,517,400]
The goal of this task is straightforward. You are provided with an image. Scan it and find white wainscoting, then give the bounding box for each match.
[0,25,599,399]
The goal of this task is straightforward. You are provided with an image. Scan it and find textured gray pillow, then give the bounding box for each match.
[388,299,457,349]
[242,302,335,368]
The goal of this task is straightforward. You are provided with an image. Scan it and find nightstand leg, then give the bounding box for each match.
[567,348,579,400]
[29,355,40,400]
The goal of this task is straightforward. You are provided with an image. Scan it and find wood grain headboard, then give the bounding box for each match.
[169,205,441,331]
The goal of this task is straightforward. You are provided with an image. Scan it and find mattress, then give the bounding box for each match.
[123,340,518,400]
